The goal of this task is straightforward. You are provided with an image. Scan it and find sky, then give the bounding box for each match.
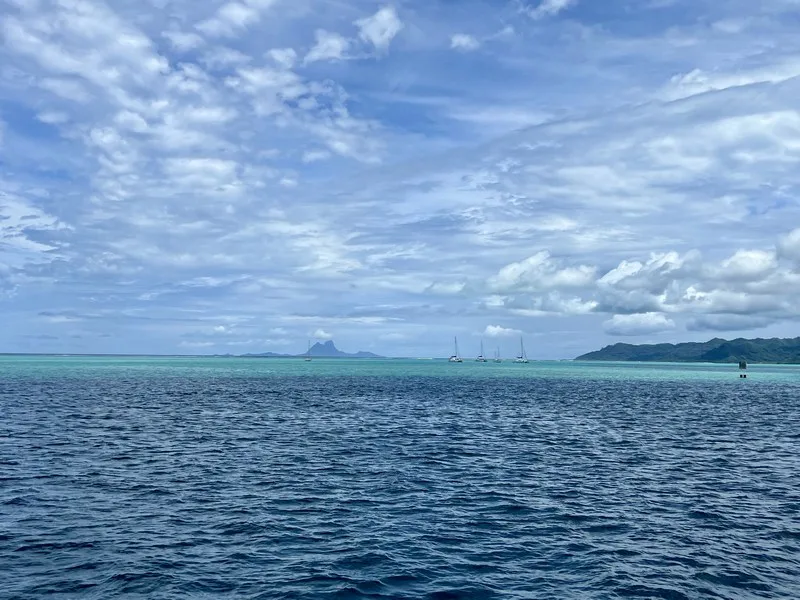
[3,0,800,358]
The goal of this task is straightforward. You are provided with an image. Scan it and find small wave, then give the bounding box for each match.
[3,368,800,599]
[15,541,95,553]
[613,584,690,599]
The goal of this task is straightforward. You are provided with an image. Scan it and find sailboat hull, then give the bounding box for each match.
[450,336,463,362]
[514,337,529,363]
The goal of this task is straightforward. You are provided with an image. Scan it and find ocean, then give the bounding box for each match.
[2,356,799,599]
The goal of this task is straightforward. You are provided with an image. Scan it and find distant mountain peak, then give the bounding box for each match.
[241,339,383,359]
[306,340,380,358]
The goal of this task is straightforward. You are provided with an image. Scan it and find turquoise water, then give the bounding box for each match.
[2,356,799,599]
[2,355,799,383]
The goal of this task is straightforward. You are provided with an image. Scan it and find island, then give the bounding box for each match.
[240,340,383,359]
[576,337,800,364]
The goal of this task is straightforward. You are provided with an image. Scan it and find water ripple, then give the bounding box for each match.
[2,366,800,599]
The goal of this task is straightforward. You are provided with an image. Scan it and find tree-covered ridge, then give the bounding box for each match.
[576,337,800,364]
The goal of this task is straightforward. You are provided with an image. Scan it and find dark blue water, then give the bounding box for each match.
[2,368,800,599]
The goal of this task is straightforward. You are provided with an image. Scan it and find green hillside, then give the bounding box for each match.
[576,337,800,364]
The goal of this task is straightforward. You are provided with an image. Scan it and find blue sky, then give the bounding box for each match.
[3,0,800,358]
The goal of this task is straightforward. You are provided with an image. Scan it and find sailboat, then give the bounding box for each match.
[448,336,463,362]
[494,347,502,363]
[304,340,312,361]
[514,337,529,363]
[476,340,487,362]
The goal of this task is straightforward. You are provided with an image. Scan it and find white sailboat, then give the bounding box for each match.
[514,337,529,363]
[494,347,502,363]
[476,340,487,362]
[304,339,312,361]
[448,336,463,363]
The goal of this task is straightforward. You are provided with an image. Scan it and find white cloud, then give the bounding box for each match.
[778,228,800,263]
[524,0,577,19]
[450,34,480,51]
[509,293,598,316]
[426,281,466,295]
[201,46,252,69]
[267,48,298,69]
[0,193,66,263]
[302,150,331,163]
[180,341,215,348]
[39,78,92,103]
[716,249,778,282]
[37,111,69,124]
[304,30,351,64]
[488,251,597,293]
[354,6,403,52]
[313,328,333,340]
[663,60,800,102]
[302,6,404,66]
[39,312,82,324]
[604,313,676,336]
[484,324,522,337]
[196,0,276,37]
[162,30,205,52]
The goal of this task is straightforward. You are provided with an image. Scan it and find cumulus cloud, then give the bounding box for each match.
[488,251,596,293]
[716,249,777,282]
[354,6,403,51]
[484,325,522,337]
[450,34,480,51]
[508,293,598,316]
[313,328,333,340]
[604,313,676,336]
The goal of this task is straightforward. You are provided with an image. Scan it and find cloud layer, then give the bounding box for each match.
[2,0,800,357]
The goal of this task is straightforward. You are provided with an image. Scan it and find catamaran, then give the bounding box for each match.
[494,347,502,363]
[476,340,487,362]
[449,336,463,362]
[304,340,312,361]
[514,337,529,363]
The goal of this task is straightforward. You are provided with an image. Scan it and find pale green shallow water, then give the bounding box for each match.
[1,355,798,384]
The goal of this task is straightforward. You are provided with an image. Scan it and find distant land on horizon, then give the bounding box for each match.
[240,340,384,359]
[576,337,800,364]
